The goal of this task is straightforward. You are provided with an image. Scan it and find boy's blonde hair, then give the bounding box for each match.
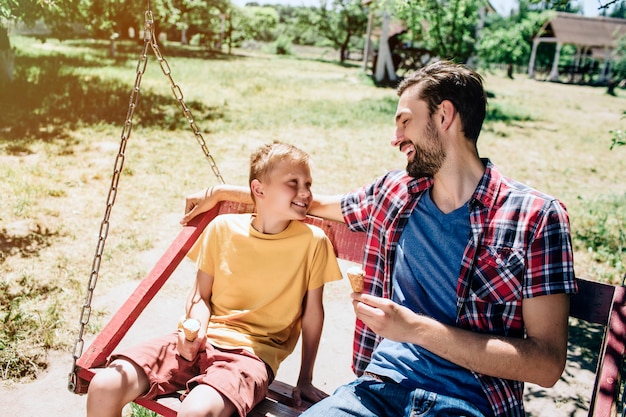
[249,142,311,201]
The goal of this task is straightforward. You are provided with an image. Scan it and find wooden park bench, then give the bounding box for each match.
[70,201,626,417]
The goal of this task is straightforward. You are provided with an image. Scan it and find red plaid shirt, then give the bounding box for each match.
[341,160,577,417]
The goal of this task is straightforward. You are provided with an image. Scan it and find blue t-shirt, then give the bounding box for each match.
[366,190,491,415]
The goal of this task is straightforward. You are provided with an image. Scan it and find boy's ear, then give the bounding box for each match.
[250,179,264,200]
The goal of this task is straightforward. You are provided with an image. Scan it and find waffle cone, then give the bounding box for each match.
[347,267,365,293]
[182,319,200,341]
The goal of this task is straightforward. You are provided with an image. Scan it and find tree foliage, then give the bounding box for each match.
[83,0,144,39]
[313,0,369,63]
[1,0,85,39]
[1,0,59,25]
[476,6,552,68]
[392,0,484,64]
[231,5,279,44]
[611,33,626,96]
[273,5,322,47]
[608,0,626,18]
[154,0,231,45]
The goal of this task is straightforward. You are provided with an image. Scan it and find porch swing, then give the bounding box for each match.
[64,2,626,416]
[66,3,366,416]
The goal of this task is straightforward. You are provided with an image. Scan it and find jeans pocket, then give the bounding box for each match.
[409,388,436,416]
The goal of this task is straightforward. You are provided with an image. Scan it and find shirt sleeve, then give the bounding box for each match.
[523,199,577,298]
[341,174,391,233]
[307,228,342,290]
[186,220,217,276]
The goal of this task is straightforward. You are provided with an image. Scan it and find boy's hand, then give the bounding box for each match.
[292,380,328,407]
[180,188,213,226]
[176,329,205,361]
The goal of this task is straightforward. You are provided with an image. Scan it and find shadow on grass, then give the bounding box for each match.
[23,35,241,62]
[0,226,59,265]
[68,38,241,61]
[0,48,227,143]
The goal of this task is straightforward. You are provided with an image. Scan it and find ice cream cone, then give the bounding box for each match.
[347,266,365,293]
[181,318,200,341]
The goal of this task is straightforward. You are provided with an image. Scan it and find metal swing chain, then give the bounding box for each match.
[145,11,225,185]
[68,7,224,393]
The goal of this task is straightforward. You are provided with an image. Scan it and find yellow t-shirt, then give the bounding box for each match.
[187,213,342,375]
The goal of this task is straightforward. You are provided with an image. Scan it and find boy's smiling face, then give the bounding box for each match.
[250,159,312,234]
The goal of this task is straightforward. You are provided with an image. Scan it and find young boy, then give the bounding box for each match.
[86,142,342,417]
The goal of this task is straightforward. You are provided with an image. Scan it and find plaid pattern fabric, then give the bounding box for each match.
[341,160,577,417]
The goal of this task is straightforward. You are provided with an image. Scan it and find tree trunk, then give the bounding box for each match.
[340,36,351,64]
[607,79,617,96]
[0,26,14,87]
[181,27,188,45]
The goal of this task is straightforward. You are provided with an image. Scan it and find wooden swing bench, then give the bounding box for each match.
[70,200,626,417]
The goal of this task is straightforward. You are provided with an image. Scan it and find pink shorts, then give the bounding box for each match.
[111,332,271,417]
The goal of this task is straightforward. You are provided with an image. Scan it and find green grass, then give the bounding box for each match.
[128,403,158,417]
[1,35,625,382]
[0,275,62,379]
[572,193,626,282]
[486,101,535,124]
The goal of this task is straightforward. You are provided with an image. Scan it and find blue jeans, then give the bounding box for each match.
[302,375,489,417]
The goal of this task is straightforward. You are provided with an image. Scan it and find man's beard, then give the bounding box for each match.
[406,119,446,178]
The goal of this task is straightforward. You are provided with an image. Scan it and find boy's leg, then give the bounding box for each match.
[86,358,149,417]
[179,384,236,417]
[87,332,190,417]
[186,346,270,417]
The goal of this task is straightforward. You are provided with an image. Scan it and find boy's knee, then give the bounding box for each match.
[88,359,146,398]
[88,368,109,391]
[87,360,148,417]
[86,370,123,416]
[179,384,236,417]
[87,368,123,402]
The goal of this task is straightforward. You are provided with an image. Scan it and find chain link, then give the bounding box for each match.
[69,8,224,393]
[146,11,225,185]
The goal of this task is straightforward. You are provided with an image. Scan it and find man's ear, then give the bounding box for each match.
[439,100,456,131]
[250,179,264,200]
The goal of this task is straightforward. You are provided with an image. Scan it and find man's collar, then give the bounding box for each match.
[469,158,499,210]
[406,158,499,211]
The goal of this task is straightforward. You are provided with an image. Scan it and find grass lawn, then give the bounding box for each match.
[1,35,625,382]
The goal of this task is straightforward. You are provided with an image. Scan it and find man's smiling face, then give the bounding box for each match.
[392,86,446,179]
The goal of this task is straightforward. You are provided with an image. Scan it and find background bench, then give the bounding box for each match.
[71,201,626,416]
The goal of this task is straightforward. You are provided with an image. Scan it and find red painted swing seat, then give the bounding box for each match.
[71,201,626,417]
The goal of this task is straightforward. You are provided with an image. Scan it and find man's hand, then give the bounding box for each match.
[176,329,205,361]
[351,292,421,344]
[292,379,328,407]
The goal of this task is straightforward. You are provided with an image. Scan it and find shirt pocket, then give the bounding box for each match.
[469,245,526,304]
[462,246,526,334]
